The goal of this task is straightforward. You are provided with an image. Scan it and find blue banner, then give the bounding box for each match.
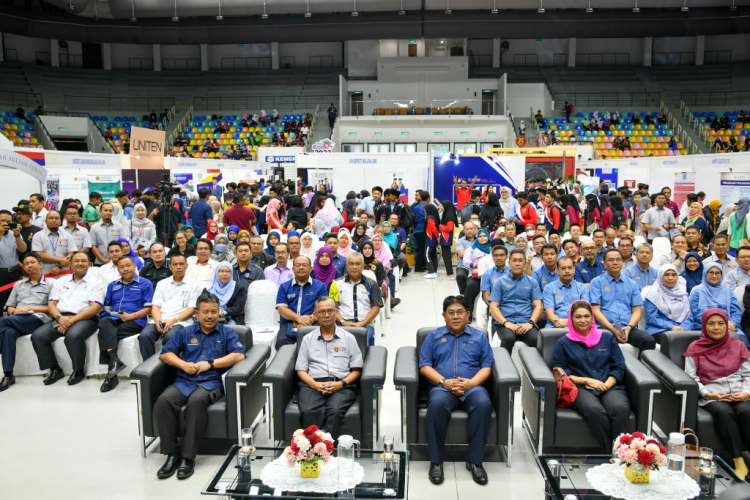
[433,156,524,205]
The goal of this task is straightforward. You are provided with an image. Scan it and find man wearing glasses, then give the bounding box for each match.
[295,297,363,439]
[419,295,494,486]
[589,248,656,352]
[723,246,750,290]
[275,256,329,349]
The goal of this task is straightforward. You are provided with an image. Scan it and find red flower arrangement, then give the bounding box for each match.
[284,425,335,466]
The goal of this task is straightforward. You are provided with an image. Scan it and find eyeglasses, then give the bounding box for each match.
[706,270,722,276]
[445,310,468,318]
[316,309,336,316]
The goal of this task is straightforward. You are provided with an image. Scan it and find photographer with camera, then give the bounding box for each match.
[0,210,27,311]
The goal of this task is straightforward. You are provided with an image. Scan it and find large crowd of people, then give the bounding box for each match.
[0,173,748,484]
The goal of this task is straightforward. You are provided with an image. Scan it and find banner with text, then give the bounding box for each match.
[130,126,166,169]
[88,174,122,201]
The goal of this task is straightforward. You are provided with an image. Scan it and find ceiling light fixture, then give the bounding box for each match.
[172,0,178,21]
[538,0,545,14]
[129,0,136,22]
[399,0,405,15]
[586,0,593,13]
[730,0,737,10]
[305,0,311,17]
[261,0,268,19]
[491,0,498,14]
[681,0,689,11]
[216,0,223,20]
[445,0,451,15]
[632,0,639,12]
[352,0,358,16]
[68,1,74,10]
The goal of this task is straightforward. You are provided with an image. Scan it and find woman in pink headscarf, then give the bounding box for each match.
[551,300,633,449]
[336,228,355,259]
[266,198,284,233]
[371,234,401,308]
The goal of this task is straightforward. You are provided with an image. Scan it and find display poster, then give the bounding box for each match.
[130,126,166,169]
[172,173,194,191]
[197,170,222,191]
[88,174,122,200]
[46,176,60,211]
[121,170,137,196]
[673,172,696,208]
[59,174,89,205]
[623,180,636,189]
[433,155,526,205]
[719,172,750,207]
[594,168,619,190]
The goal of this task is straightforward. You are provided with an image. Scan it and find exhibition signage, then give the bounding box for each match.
[130,126,166,169]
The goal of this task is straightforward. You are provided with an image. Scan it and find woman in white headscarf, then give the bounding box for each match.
[299,232,319,263]
[498,187,520,220]
[126,203,157,257]
[644,264,693,343]
[313,198,344,235]
[110,199,128,226]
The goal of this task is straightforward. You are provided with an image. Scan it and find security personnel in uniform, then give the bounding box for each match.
[0,253,53,391]
[232,242,264,286]
[275,256,329,350]
[419,295,494,486]
[139,243,172,287]
[153,293,246,480]
[30,252,104,386]
[333,253,382,346]
[31,211,77,276]
[138,254,201,360]
[295,296,363,438]
[97,256,154,393]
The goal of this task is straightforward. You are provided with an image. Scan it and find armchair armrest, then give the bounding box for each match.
[262,345,297,442]
[360,345,387,449]
[640,350,699,432]
[490,347,521,448]
[225,344,272,440]
[519,347,557,453]
[130,354,175,437]
[623,350,662,436]
[393,346,419,448]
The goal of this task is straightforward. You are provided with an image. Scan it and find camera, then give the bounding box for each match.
[8,223,18,230]
[155,171,180,203]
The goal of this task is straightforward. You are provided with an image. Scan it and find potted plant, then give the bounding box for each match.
[283,425,334,478]
[613,432,667,483]
[405,236,415,267]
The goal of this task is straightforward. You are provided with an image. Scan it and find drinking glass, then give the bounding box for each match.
[383,435,395,460]
[699,447,713,466]
[240,427,254,454]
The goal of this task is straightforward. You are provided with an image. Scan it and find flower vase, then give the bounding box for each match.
[300,459,321,478]
[625,464,650,484]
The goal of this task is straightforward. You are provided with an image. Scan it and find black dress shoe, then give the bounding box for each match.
[67,370,85,386]
[177,458,195,480]
[0,375,15,392]
[100,376,119,393]
[43,368,64,386]
[157,454,182,479]
[428,462,444,485]
[390,298,401,309]
[107,359,126,378]
[465,462,488,485]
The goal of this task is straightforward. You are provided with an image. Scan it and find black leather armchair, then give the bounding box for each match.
[520,328,661,454]
[392,327,520,466]
[262,327,387,448]
[640,331,726,456]
[130,325,271,458]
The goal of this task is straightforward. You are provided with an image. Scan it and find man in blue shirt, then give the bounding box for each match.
[411,191,427,272]
[542,257,590,328]
[574,240,605,285]
[275,255,329,350]
[190,188,214,240]
[480,244,509,304]
[532,243,559,291]
[489,249,543,355]
[153,293,246,480]
[419,295,494,486]
[589,249,656,352]
[623,243,658,291]
[98,256,154,393]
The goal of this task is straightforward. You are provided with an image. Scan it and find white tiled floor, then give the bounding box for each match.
[0,271,545,499]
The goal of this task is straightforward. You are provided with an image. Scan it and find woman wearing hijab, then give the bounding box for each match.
[462,229,491,270]
[584,194,602,234]
[208,195,223,220]
[679,202,708,236]
[684,308,750,479]
[681,252,704,294]
[480,193,504,233]
[300,232,318,263]
[601,195,628,231]
[718,203,736,235]
[168,230,195,258]
[498,187,519,220]
[552,300,633,449]
[371,233,400,307]
[689,262,745,340]
[645,264,693,342]
[183,225,198,246]
[728,198,750,251]
[708,200,723,228]
[560,194,581,228]
[202,220,220,240]
[336,228,355,258]
[439,200,458,278]
[423,203,440,279]
[382,221,406,272]
[314,198,344,235]
[117,237,144,270]
[237,229,252,246]
[312,246,337,290]
[110,200,128,227]
[266,198,284,233]
[361,241,386,286]
[264,231,281,256]
[352,222,370,248]
[226,225,240,250]
[127,203,157,257]
[206,262,247,324]
[634,196,651,238]
[211,234,236,265]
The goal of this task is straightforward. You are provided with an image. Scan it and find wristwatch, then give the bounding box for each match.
[208,359,215,369]
[340,379,348,388]
[438,377,446,388]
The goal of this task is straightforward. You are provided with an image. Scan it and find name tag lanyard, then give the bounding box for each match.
[48,233,59,254]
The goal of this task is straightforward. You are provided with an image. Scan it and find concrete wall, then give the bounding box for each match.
[110,43,153,69]
[3,34,51,64]
[278,41,343,68]
[576,38,644,66]
[347,40,379,78]
[506,83,553,121]
[500,38,568,66]
[704,34,750,63]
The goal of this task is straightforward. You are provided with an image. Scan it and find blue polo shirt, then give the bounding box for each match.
[104,275,154,327]
[532,265,559,291]
[161,323,245,397]
[332,254,347,278]
[419,325,494,400]
[589,272,643,329]
[480,265,509,292]
[574,259,605,284]
[622,264,658,291]
[542,279,590,327]
[413,203,425,233]
[276,277,329,338]
[489,272,542,324]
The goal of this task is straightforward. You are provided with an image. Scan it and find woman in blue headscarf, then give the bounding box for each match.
[681,252,704,294]
[645,264,693,343]
[264,231,281,256]
[206,262,247,324]
[688,262,744,340]
[117,237,144,270]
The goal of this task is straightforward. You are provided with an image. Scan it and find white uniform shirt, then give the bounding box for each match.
[60,223,92,252]
[31,229,78,275]
[99,261,121,288]
[150,276,201,326]
[50,272,105,313]
[185,257,220,290]
[31,208,48,229]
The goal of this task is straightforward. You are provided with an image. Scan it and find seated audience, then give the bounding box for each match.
[275,256,329,350]
[644,264,692,342]
[681,252,704,294]
[250,235,274,269]
[543,257,590,328]
[186,239,220,290]
[552,300,633,450]
[207,262,247,325]
[312,246,337,291]
[31,211,76,276]
[168,231,195,259]
[419,295,494,485]
[264,242,293,287]
[334,253,383,346]
[623,243,658,290]
[689,263,747,346]
[153,293,246,480]
[684,308,750,479]
[210,234,236,265]
[724,246,750,290]
[574,240,605,285]
[232,242,264,286]
[139,243,172,288]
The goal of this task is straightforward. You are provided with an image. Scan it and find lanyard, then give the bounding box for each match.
[48,233,59,253]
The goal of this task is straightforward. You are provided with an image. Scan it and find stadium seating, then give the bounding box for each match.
[1,111,42,148]
[691,110,750,152]
[93,115,153,153]
[537,111,687,158]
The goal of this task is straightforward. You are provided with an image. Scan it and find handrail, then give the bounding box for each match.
[306,103,320,152]
[553,92,661,108]
[33,114,55,151]
[62,95,176,112]
[680,91,750,107]
[193,95,332,112]
[0,90,44,109]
